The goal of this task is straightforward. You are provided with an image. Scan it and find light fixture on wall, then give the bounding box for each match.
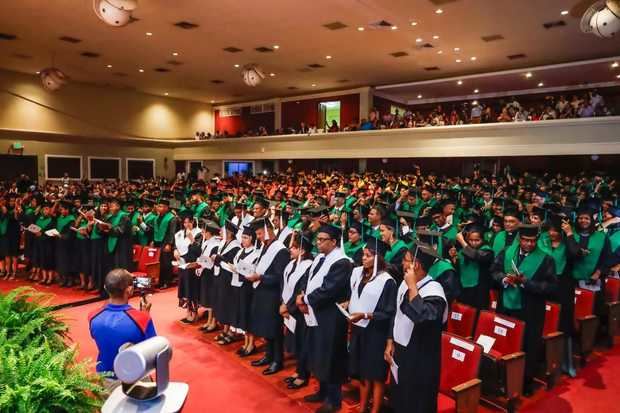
[381,158,388,164]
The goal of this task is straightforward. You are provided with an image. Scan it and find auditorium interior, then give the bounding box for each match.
[1,1,620,413]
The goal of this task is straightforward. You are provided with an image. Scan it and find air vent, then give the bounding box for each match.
[323,21,348,30]
[166,60,183,65]
[11,53,31,59]
[223,46,243,53]
[288,86,299,90]
[0,33,17,40]
[507,53,527,60]
[255,46,274,53]
[174,21,199,30]
[297,68,312,72]
[424,66,440,71]
[113,72,128,77]
[308,63,325,68]
[543,20,566,29]
[337,79,350,83]
[390,51,409,57]
[59,36,81,43]
[369,20,394,30]
[80,51,100,58]
[211,80,224,84]
[154,67,170,72]
[481,34,504,42]
[422,43,434,48]
[429,0,459,4]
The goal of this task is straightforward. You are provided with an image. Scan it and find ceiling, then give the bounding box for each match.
[0,0,619,104]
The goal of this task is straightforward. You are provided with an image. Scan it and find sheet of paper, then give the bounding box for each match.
[390,360,399,384]
[476,334,496,354]
[237,261,256,277]
[578,279,601,292]
[220,262,235,273]
[335,303,352,320]
[27,224,41,233]
[283,315,297,333]
[45,229,60,237]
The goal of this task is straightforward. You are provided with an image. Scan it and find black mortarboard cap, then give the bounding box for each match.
[519,224,540,238]
[318,224,340,240]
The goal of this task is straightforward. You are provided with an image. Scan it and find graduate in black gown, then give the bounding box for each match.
[152,199,176,289]
[385,241,448,413]
[175,213,203,323]
[89,201,108,293]
[280,232,314,390]
[54,199,77,287]
[197,220,222,333]
[247,217,290,375]
[449,224,494,309]
[33,202,57,285]
[490,224,557,395]
[74,209,93,290]
[347,238,397,413]
[100,198,133,272]
[296,224,353,413]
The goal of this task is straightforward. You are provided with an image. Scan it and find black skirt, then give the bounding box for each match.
[76,239,91,275]
[349,322,390,382]
[555,275,576,335]
[6,226,20,256]
[284,312,307,356]
[56,239,75,275]
[35,237,56,270]
[236,282,254,331]
[0,237,8,258]
[90,238,107,292]
[178,268,201,304]
[214,270,235,325]
[199,268,215,308]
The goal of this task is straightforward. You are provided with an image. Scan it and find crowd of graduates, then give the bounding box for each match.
[1,165,620,413]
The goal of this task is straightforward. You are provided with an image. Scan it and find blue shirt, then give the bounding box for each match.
[89,303,157,375]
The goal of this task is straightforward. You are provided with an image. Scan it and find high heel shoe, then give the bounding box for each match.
[287,379,308,390]
[239,346,256,358]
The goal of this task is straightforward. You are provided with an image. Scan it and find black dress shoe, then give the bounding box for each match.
[283,376,296,384]
[236,347,246,356]
[262,362,282,375]
[287,379,308,389]
[303,392,325,403]
[251,356,271,367]
[239,347,256,358]
[315,403,340,413]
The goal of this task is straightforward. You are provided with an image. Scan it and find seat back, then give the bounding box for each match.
[132,244,143,263]
[543,302,561,336]
[489,289,499,311]
[137,247,160,273]
[447,301,477,339]
[574,288,595,326]
[439,332,483,394]
[605,277,620,303]
[473,310,525,356]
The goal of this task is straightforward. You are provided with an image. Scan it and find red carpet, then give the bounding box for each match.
[0,278,100,306]
[60,290,620,413]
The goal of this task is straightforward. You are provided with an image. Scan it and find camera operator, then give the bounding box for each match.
[88,268,157,382]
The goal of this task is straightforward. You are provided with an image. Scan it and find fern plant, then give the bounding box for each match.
[0,288,105,412]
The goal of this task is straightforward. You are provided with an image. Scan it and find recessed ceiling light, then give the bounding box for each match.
[325,55,332,59]
[311,83,317,87]
[391,26,398,30]
[35,71,40,74]
[433,35,439,40]
[410,21,418,26]
[561,10,569,16]
[457,80,463,85]
[146,32,153,36]
[269,72,275,77]
[456,59,462,63]
[416,37,423,42]
[138,68,144,73]
[612,62,619,68]
[106,64,112,68]
[357,26,365,31]
[417,94,423,99]
[164,92,169,96]
[172,52,179,56]
[273,45,280,49]
[525,72,533,78]
[616,74,620,78]
[454,47,460,52]
[435,8,443,14]
[234,64,240,68]
[474,89,479,93]
[538,82,544,87]
[470,56,477,61]
[437,50,443,54]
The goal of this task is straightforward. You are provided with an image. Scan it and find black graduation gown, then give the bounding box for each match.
[154,216,176,285]
[390,295,446,413]
[284,261,310,355]
[213,241,241,325]
[433,267,461,305]
[457,246,494,309]
[305,257,353,383]
[249,245,289,339]
[236,248,258,331]
[177,233,203,307]
[107,214,133,270]
[55,217,76,276]
[6,211,21,256]
[199,241,220,308]
[491,251,557,382]
[34,217,56,270]
[349,277,397,381]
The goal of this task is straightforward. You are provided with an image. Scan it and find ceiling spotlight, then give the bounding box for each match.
[234,64,240,68]
[106,64,113,68]
[391,26,398,30]
[93,0,138,27]
[172,52,179,56]
[410,21,418,26]
[580,0,620,38]
[538,82,544,87]
[417,94,423,98]
[612,62,619,68]
[437,50,443,54]
[457,80,463,85]
[325,55,332,59]
[40,67,68,91]
[138,68,144,72]
[164,92,169,96]
[146,32,153,36]
[357,26,365,31]
[454,47,460,52]
[35,71,40,74]
[470,56,477,61]
[525,72,533,78]
[416,37,423,42]
[210,100,215,103]
[561,10,569,15]
[474,89,479,93]
[433,35,440,39]
[311,83,317,87]
[456,59,462,63]
[435,8,443,14]
[243,64,265,86]
[269,72,275,77]
[617,74,620,78]
[273,45,280,49]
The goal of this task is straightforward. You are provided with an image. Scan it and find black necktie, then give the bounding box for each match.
[311,257,325,279]
[517,252,525,266]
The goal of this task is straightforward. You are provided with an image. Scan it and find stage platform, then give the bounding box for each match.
[0,278,103,308]
[58,290,620,413]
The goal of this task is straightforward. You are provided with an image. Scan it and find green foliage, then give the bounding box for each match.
[0,288,105,413]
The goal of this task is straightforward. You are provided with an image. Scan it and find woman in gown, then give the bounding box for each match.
[175,213,203,323]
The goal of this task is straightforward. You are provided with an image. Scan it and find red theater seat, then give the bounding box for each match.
[574,288,599,364]
[474,310,525,413]
[131,247,161,286]
[541,302,563,387]
[438,333,483,413]
[132,244,143,271]
[447,302,478,339]
[489,289,499,312]
[603,276,620,347]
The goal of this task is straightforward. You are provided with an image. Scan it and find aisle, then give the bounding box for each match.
[0,278,100,306]
[60,289,620,413]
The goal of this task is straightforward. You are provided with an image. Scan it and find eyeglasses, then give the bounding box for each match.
[316,236,332,243]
